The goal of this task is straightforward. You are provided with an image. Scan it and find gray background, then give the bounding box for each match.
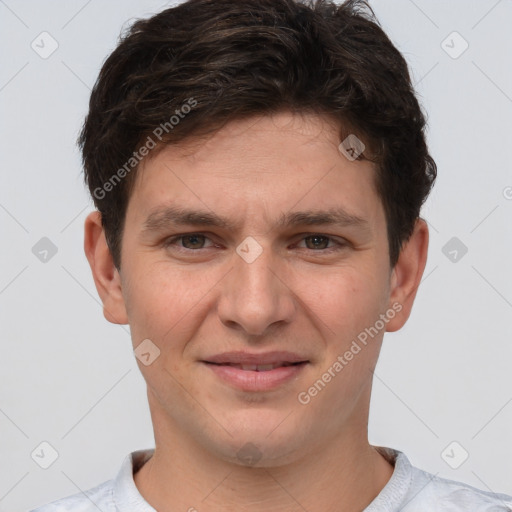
[0,1,511,510]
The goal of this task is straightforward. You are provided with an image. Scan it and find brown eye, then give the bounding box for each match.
[181,234,206,249]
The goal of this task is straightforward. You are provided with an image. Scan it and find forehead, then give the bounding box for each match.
[126,112,384,230]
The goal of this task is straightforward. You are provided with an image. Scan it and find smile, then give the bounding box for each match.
[209,361,303,371]
[202,354,309,391]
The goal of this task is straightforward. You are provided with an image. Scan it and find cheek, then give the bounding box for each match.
[124,262,218,355]
[123,268,180,343]
[301,264,388,333]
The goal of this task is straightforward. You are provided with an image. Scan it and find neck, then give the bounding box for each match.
[134,399,394,511]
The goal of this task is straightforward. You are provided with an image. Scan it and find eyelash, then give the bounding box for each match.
[163,233,347,253]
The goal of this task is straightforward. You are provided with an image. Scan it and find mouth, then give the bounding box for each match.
[206,361,306,371]
[201,352,309,391]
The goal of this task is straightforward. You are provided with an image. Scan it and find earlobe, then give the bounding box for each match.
[386,218,429,332]
[84,211,129,325]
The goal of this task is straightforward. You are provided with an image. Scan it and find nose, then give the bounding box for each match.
[217,244,296,336]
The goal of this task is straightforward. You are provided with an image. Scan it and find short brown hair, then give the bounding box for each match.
[79,0,436,269]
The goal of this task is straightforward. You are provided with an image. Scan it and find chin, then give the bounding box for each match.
[206,411,311,468]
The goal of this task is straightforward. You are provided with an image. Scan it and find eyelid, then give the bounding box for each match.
[163,232,348,252]
[293,233,348,250]
[163,232,217,249]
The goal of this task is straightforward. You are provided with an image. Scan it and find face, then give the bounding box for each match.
[87,111,425,467]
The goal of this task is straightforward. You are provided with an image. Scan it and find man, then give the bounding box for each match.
[32,0,512,510]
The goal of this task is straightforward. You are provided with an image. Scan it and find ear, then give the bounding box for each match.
[84,211,128,325]
[385,218,429,332]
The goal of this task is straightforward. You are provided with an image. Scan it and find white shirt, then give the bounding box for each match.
[30,447,512,511]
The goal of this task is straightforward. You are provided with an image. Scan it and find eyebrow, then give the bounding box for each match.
[141,205,370,233]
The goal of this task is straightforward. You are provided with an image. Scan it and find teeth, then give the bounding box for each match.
[257,364,275,371]
[217,362,304,371]
[237,363,280,371]
[240,364,258,371]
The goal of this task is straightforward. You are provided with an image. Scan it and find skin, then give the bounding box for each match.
[85,111,429,512]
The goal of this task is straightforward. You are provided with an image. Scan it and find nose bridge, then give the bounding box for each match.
[236,248,276,298]
[217,240,294,335]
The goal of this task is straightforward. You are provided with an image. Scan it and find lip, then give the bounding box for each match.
[203,351,308,366]
[202,351,309,392]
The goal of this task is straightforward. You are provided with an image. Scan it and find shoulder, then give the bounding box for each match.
[29,479,115,512]
[29,449,154,511]
[407,462,512,510]
[370,447,512,511]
